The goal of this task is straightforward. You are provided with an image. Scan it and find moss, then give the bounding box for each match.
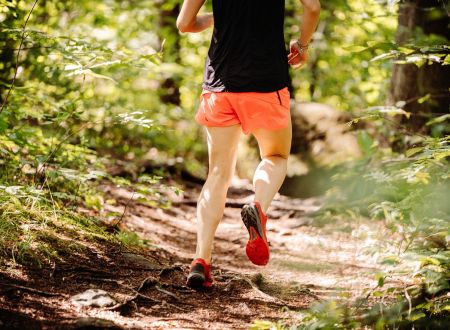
[0,192,119,266]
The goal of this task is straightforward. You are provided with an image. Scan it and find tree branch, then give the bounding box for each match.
[0,0,39,115]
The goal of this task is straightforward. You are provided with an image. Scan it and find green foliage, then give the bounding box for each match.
[283,0,449,323]
[285,0,396,111]
[110,174,183,209]
[281,122,449,328]
[1,0,448,326]
[0,0,185,266]
[0,187,111,266]
[115,230,150,248]
[250,320,285,330]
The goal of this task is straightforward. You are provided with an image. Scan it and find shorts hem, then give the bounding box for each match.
[244,122,290,135]
[195,116,241,129]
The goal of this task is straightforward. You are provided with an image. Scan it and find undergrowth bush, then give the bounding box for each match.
[307,133,450,328]
[251,124,449,329]
[0,1,182,266]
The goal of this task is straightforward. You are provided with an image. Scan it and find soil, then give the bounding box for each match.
[0,178,385,329]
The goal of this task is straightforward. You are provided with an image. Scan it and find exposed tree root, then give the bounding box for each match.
[0,282,67,297]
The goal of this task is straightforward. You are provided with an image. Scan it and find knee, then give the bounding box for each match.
[261,152,289,160]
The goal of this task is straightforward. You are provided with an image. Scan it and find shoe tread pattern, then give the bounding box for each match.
[241,204,264,239]
[187,263,205,288]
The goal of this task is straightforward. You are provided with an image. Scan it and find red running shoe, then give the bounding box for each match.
[241,201,270,266]
[186,258,213,288]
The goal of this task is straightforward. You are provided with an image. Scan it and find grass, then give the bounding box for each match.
[0,186,148,267]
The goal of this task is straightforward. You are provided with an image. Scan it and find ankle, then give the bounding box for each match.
[194,255,212,265]
[253,200,268,214]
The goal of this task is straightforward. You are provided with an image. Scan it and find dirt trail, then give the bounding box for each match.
[0,179,383,329]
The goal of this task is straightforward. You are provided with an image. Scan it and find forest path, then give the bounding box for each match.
[0,179,383,329]
[98,179,382,329]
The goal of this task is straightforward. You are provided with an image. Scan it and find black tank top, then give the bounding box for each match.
[203,0,290,93]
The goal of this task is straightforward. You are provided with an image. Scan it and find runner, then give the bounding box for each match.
[177,0,321,288]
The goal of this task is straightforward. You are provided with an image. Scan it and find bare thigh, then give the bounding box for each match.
[252,117,292,159]
[205,125,241,178]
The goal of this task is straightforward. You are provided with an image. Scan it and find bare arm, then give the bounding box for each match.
[288,0,321,69]
[297,0,321,47]
[177,0,214,33]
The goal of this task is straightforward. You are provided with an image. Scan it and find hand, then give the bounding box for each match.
[288,40,308,69]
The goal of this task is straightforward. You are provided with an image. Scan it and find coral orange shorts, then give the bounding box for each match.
[195,87,290,135]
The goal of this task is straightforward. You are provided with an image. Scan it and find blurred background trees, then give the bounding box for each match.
[389,0,449,132]
[0,0,448,327]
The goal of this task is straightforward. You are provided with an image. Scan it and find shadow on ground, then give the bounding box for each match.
[0,179,381,329]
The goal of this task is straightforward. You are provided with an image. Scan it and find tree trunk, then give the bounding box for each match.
[388,0,450,131]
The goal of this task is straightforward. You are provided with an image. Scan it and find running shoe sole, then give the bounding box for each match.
[242,204,265,239]
[186,273,205,288]
[186,262,212,288]
[241,203,269,266]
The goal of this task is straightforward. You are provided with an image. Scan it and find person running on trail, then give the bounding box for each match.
[177,0,321,288]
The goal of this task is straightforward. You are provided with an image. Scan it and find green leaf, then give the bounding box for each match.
[366,40,381,47]
[408,312,426,322]
[357,130,375,155]
[405,54,427,67]
[376,273,385,287]
[343,45,368,52]
[0,115,8,133]
[434,150,450,160]
[370,50,398,62]
[381,255,400,265]
[420,256,441,266]
[83,69,117,83]
[417,93,430,104]
[66,68,117,83]
[426,114,450,126]
[398,46,415,55]
[443,55,450,65]
[406,147,423,157]
[85,194,104,211]
[367,106,411,118]
[372,290,385,297]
